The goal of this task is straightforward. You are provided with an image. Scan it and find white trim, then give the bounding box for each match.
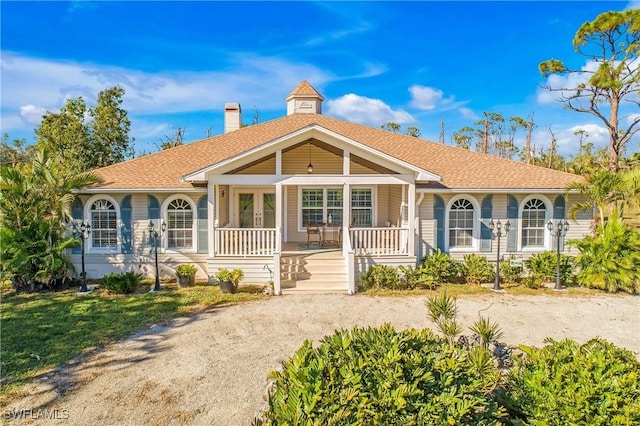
[182,124,441,182]
[161,194,198,253]
[81,188,207,194]
[84,194,121,254]
[518,194,553,251]
[418,188,578,194]
[444,194,481,252]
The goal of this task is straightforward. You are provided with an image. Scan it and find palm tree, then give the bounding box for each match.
[0,149,102,290]
[566,169,632,227]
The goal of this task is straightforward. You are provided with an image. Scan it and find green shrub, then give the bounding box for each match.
[398,265,438,290]
[462,254,495,285]
[175,264,197,277]
[502,338,640,425]
[571,215,640,294]
[213,268,244,284]
[101,271,144,294]
[421,249,462,285]
[258,324,507,425]
[359,264,401,290]
[499,259,522,284]
[524,251,573,285]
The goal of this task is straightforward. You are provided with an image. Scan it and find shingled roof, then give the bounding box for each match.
[90,113,581,191]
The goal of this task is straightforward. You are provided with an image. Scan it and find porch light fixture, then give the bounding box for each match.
[148,220,167,292]
[307,142,313,173]
[546,219,570,291]
[488,219,510,292]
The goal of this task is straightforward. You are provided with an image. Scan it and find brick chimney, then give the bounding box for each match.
[224,103,242,133]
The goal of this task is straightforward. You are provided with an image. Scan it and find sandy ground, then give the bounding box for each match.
[4,293,640,425]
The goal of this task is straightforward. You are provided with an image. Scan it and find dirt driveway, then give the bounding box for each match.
[5,293,640,425]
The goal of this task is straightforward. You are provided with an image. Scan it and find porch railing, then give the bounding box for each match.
[349,227,409,256]
[215,227,278,256]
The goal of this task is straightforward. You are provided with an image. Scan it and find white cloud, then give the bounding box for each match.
[409,85,455,110]
[530,122,609,156]
[326,93,414,126]
[626,1,640,10]
[458,107,479,121]
[0,51,332,134]
[19,105,47,124]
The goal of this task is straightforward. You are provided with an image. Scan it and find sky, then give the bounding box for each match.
[2,1,639,158]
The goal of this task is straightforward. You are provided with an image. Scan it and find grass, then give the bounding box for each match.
[0,282,266,402]
[360,282,607,298]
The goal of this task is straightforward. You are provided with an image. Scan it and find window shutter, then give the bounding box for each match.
[480,195,493,252]
[506,195,518,252]
[198,196,208,254]
[554,195,566,251]
[71,198,83,254]
[148,195,160,220]
[121,195,133,254]
[434,195,445,251]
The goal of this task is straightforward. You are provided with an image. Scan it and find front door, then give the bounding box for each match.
[238,190,275,228]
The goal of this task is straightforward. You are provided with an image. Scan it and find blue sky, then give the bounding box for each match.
[2,1,639,157]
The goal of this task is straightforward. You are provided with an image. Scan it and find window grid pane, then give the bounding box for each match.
[351,189,372,227]
[449,199,474,248]
[167,199,193,249]
[522,199,546,247]
[90,200,117,248]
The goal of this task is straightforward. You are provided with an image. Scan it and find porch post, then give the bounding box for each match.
[343,182,351,254]
[408,182,416,256]
[275,182,282,253]
[208,180,216,258]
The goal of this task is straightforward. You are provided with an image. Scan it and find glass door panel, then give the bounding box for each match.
[262,193,276,228]
[239,193,254,228]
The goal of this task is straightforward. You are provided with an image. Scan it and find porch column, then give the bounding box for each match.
[208,180,216,258]
[274,182,283,296]
[342,182,351,253]
[408,182,416,256]
[275,182,282,253]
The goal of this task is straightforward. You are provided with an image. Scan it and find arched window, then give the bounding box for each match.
[522,198,546,247]
[448,198,474,248]
[167,198,193,249]
[90,199,118,248]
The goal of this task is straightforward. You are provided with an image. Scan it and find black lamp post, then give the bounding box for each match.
[488,219,510,291]
[148,220,166,292]
[546,219,570,291]
[76,221,91,293]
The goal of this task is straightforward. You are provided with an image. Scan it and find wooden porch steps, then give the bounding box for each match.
[280,250,347,294]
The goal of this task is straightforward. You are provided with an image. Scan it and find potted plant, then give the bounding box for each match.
[215,268,244,293]
[175,264,197,287]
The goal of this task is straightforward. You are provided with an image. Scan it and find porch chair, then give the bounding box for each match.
[306,223,322,247]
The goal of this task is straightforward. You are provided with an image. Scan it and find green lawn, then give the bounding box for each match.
[0,283,266,401]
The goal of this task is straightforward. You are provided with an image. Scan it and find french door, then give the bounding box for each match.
[238,190,275,228]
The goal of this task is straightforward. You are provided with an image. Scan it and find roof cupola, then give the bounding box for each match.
[286,80,324,115]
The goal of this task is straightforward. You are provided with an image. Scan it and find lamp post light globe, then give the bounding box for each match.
[488,219,510,292]
[547,219,570,291]
[148,220,166,292]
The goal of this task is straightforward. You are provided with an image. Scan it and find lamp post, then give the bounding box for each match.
[488,219,510,291]
[76,221,91,293]
[148,220,166,292]
[546,219,570,291]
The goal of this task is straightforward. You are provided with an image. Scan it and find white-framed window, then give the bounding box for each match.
[298,187,372,230]
[521,198,547,248]
[85,195,120,252]
[301,189,324,226]
[449,198,474,248]
[445,195,479,251]
[351,188,372,227]
[162,195,197,251]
